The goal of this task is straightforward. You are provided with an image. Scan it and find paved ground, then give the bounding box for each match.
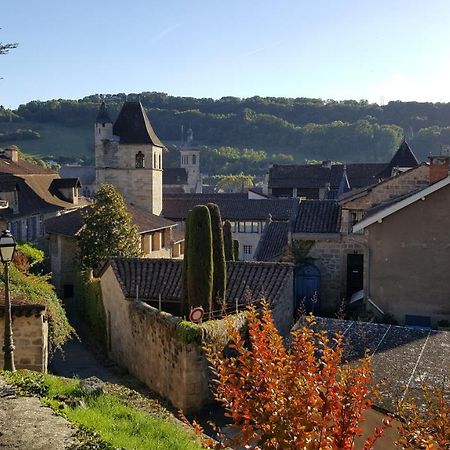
[0,376,74,450]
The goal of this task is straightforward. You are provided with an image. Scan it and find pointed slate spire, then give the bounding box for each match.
[113,101,165,147]
[95,101,112,124]
[337,164,351,198]
[377,138,419,179]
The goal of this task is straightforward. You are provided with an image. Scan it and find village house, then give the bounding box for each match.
[98,257,294,411]
[45,204,184,298]
[0,146,87,242]
[265,139,419,199]
[255,145,450,325]
[59,165,96,198]
[352,156,450,326]
[163,193,297,260]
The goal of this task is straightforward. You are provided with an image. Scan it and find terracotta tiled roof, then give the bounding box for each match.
[108,258,293,306]
[113,101,165,147]
[45,204,177,237]
[254,221,288,261]
[163,194,297,221]
[293,317,450,413]
[293,200,341,234]
[0,156,56,175]
[0,174,83,217]
[163,168,188,185]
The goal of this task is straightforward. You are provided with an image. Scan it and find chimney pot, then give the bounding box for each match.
[428,155,450,183]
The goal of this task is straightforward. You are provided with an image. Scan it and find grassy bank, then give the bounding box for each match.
[3,371,202,450]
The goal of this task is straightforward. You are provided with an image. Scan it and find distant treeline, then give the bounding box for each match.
[4,92,450,164]
[0,129,40,142]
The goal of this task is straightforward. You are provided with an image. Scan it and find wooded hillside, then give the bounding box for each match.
[2,92,450,172]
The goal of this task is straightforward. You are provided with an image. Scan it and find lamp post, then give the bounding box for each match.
[0,230,16,371]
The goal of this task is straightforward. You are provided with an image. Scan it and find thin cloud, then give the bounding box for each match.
[236,39,285,60]
[149,23,181,43]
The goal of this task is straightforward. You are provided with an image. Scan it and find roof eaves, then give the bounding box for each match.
[353,176,450,232]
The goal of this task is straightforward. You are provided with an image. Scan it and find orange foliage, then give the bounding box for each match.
[396,382,449,449]
[203,303,387,449]
[13,251,30,273]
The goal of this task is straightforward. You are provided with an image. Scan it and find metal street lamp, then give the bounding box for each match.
[0,230,16,371]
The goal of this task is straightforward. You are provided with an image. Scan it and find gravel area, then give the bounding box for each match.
[0,375,74,450]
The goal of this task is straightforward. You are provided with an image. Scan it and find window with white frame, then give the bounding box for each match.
[243,245,253,255]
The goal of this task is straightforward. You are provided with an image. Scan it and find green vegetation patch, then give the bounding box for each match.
[3,265,74,350]
[3,371,201,450]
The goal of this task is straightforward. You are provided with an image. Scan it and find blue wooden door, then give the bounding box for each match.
[295,264,321,314]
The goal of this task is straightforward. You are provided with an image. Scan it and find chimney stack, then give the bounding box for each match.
[3,146,19,162]
[428,155,450,183]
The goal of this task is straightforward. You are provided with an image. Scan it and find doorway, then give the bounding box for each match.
[346,254,363,300]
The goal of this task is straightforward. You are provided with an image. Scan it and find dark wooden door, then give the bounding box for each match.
[346,254,363,300]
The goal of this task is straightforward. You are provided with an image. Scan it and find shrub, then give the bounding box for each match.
[203,304,388,449]
[5,264,74,351]
[75,271,106,349]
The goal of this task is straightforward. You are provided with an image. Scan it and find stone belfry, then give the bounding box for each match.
[94,100,165,215]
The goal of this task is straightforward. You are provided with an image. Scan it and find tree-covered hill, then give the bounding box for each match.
[2,92,450,171]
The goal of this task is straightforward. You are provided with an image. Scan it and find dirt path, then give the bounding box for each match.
[0,376,74,450]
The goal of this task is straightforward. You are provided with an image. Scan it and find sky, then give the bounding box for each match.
[2,0,450,108]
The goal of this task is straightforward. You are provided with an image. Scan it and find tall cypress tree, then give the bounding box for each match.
[181,210,192,317]
[233,239,240,261]
[223,220,234,261]
[207,203,226,309]
[187,205,213,312]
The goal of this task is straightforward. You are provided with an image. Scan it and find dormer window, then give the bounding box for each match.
[136,151,145,168]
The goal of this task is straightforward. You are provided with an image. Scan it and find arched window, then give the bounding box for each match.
[154,153,157,168]
[192,154,197,165]
[135,151,145,168]
[159,154,162,169]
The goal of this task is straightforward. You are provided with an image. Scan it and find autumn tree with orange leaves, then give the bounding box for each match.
[200,303,388,450]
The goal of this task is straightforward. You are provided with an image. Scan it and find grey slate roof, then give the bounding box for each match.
[377,139,419,179]
[59,165,96,186]
[95,101,112,123]
[293,200,341,234]
[108,258,293,306]
[163,194,297,221]
[45,204,176,237]
[269,162,390,193]
[292,317,450,412]
[113,101,165,147]
[163,168,188,185]
[254,221,288,261]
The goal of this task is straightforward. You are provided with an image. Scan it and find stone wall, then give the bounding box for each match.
[303,235,367,313]
[0,310,48,372]
[100,264,292,413]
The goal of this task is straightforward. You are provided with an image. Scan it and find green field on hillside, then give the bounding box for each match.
[0,122,92,159]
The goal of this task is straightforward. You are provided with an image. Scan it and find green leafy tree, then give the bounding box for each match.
[78,184,141,270]
[186,205,213,312]
[206,203,226,309]
[223,220,234,261]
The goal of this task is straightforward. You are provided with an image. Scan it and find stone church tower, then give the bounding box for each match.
[95,101,165,215]
[180,128,202,193]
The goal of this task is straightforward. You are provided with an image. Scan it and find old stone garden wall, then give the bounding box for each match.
[0,307,48,372]
[101,265,245,413]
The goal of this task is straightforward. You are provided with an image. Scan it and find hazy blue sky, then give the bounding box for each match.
[2,0,450,107]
